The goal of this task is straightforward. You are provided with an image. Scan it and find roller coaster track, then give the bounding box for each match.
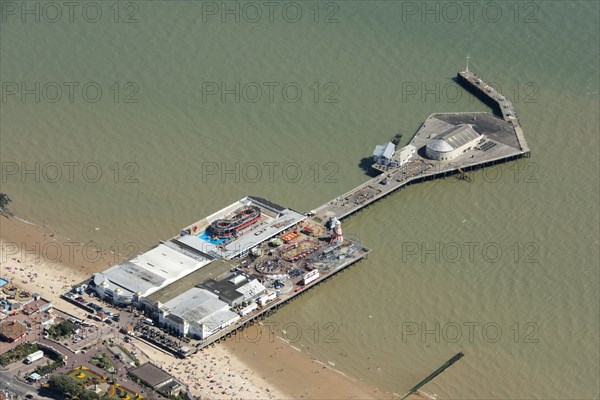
[209,205,261,238]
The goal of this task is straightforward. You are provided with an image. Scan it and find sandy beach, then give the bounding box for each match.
[0,214,423,399]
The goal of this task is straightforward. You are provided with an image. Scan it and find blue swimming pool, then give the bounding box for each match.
[0,277,9,288]
[198,230,225,245]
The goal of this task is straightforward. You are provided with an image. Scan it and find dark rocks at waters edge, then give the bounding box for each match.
[0,193,12,215]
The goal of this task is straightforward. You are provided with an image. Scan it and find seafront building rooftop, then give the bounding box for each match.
[92,242,213,303]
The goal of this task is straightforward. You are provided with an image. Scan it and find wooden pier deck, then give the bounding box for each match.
[314,70,530,222]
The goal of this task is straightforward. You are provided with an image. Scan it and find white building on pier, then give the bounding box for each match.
[425,124,481,161]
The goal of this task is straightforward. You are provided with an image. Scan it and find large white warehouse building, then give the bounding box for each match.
[158,287,240,339]
[92,242,212,305]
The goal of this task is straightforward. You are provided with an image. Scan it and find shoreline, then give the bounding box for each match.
[0,213,423,399]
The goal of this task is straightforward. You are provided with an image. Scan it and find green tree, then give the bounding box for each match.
[48,375,83,398]
[47,320,77,339]
[0,343,38,366]
[35,356,65,375]
[80,390,100,400]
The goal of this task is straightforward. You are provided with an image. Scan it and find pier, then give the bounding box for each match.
[315,70,530,222]
[81,70,531,358]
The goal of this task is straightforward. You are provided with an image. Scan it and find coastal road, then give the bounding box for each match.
[0,369,37,398]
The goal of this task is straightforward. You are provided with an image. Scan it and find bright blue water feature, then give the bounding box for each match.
[198,230,225,245]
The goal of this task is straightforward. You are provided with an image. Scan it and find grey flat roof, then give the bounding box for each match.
[129,363,173,388]
[247,196,286,213]
[100,261,164,293]
[95,243,212,298]
[162,240,214,261]
[147,259,235,304]
[200,308,239,332]
[434,124,481,149]
[200,279,244,304]
[162,287,227,323]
